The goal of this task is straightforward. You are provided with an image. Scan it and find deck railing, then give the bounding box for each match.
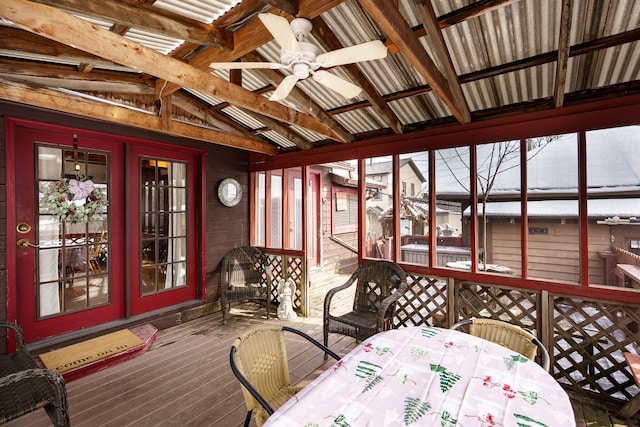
[263,250,640,407]
[392,274,640,407]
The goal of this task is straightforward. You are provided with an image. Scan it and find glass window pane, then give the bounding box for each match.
[476,140,521,276]
[527,134,579,282]
[271,172,282,249]
[255,172,266,247]
[587,126,640,288]
[436,148,469,269]
[399,152,429,266]
[365,156,393,260]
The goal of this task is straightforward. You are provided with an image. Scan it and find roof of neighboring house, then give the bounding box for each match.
[437,127,640,197]
[464,198,640,219]
[365,159,427,182]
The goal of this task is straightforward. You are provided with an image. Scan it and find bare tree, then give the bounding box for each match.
[438,136,557,268]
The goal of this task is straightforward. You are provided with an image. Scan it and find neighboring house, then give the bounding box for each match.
[453,130,640,284]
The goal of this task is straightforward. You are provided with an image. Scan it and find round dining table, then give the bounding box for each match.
[264,325,575,427]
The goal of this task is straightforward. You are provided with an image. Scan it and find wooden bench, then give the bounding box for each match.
[0,322,69,426]
[616,352,640,418]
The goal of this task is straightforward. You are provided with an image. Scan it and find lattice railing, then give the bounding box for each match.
[383,275,640,406]
[264,253,306,314]
[394,274,448,328]
[552,297,640,403]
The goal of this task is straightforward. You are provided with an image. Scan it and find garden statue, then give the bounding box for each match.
[277,278,297,320]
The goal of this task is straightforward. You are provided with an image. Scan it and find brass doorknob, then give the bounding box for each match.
[16,238,38,248]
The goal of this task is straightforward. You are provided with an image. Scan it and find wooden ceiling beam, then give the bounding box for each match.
[310,16,404,135]
[0,60,154,94]
[172,92,258,140]
[258,0,298,16]
[0,78,278,154]
[0,0,345,142]
[358,0,470,123]
[554,0,573,108]
[30,0,233,50]
[411,0,470,123]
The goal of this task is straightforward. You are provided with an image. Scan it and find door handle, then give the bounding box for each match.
[16,238,39,249]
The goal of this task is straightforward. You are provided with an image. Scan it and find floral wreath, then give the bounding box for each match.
[42,176,108,224]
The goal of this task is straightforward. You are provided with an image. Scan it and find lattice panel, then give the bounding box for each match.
[394,275,447,328]
[455,282,539,329]
[264,253,304,311]
[552,297,640,403]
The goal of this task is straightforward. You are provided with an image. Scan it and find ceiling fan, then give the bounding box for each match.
[210,13,388,102]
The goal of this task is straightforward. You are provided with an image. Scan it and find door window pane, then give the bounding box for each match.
[140,158,188,295]
[36,145,109,318]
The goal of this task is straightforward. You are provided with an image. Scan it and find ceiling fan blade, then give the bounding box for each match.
[270,75,300,101]
[312,70,362,98]
[316,40,388,68]
[209,62,283,70]
[258,13,300,53]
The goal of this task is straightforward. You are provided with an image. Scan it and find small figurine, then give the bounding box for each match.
[277,278,297,320]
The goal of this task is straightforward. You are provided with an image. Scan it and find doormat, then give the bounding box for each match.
[39,329,145,374]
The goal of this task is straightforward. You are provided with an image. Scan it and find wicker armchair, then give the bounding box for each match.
[451,318,551,371]
[0,322,69,426]
[230,325,339,427]
[323,260,408,350]
[220,246,272,325]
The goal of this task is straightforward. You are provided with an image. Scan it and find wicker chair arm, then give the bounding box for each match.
[0,368,66,391]
[0,321,26,350]
[282,326,340,361]
[323,273,358,314]
[376,280,409,328]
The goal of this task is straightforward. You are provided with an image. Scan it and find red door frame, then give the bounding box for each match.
[6,117,206,342]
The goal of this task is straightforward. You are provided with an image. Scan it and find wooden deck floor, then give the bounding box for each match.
[6,274,640,426]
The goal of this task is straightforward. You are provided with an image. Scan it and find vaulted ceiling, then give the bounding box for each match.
[1,0,639,155]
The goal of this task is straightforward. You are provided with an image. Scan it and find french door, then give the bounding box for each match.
[13,125,125,342]
[11,120,200,342]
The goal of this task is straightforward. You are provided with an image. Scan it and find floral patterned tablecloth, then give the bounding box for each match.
[264,326,575,427]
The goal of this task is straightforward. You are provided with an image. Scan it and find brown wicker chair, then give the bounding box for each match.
[323,260,408,351]
[0,322,69,426]
[220,246,272,325]
[451,318,551,371]
[230,325,339,427]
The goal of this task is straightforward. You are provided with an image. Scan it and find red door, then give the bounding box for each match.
[12,123,126,342]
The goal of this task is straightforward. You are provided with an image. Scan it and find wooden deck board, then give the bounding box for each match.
[6,273,640,427]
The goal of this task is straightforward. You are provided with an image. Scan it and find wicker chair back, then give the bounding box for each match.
[220,246,271,324]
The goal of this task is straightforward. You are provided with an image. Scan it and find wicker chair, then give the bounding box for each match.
[323,260,408,351]
[0,322,69,426]
[230,325,339,427]
[220,246,272,325]
[451,318,551,371]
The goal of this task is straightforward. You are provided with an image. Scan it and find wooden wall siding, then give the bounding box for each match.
[0,117,6,353]
[388,274,640,408]
[319,172,358,274]
[488,221,610,284]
